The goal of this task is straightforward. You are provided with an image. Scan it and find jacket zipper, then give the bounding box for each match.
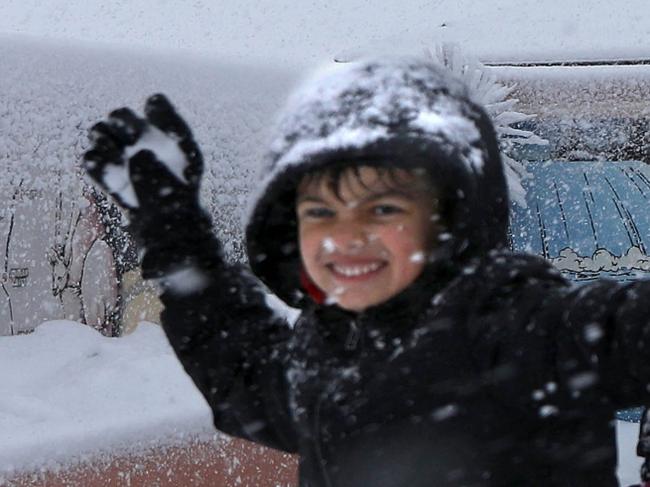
[314,318,361,485]
[345,320,360,351]
[313,392,334,487]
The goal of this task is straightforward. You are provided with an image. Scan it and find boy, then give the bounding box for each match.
[83,58,650,486]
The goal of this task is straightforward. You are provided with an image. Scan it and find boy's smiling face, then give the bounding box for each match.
[296,166,441,312]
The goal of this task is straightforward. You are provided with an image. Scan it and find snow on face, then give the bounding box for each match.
[409,251,425,263]
[322,237,337,253]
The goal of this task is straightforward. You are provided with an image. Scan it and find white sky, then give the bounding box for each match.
[1,0,650,69]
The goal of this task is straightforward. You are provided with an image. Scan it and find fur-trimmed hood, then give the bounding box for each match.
[245,57,508,307]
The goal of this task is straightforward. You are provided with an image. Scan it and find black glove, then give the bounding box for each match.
[83,94,219,278]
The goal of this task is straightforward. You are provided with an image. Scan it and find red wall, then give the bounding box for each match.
[6,437,298,487]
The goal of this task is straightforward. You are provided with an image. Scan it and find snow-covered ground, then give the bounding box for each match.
[0,321,218,480]
[0,320,643,484]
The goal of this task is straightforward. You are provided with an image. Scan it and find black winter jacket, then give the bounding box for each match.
[159,245,650,487]
[147,59,650,486]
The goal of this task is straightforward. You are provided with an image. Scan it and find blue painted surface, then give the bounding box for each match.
[511,160,650,260]
[510,160,650,422]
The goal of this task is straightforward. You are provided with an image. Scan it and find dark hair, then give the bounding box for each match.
[298,164,436,202]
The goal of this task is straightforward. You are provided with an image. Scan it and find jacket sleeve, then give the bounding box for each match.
[561,277,650,409]
[466,253,650,414]
[142,212,299,453]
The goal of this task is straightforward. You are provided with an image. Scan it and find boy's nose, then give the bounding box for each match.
[327,224,370,253]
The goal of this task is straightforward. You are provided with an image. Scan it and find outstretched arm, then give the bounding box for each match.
[83,95,298,452]
[467,254,650,413]
[564,278,650,408]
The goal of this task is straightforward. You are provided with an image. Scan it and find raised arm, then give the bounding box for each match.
[82,95,298,452]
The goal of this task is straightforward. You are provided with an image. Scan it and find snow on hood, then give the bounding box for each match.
[266,59,482,172]
[245,57,509,307]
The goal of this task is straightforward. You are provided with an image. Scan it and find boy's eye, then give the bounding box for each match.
[301,207,335,219]
[372,204,404,216]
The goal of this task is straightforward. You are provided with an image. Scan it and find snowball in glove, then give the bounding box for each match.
[83,94,218,280]
[83,93,202,212]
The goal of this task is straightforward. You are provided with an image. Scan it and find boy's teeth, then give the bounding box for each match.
[332,262,382,277]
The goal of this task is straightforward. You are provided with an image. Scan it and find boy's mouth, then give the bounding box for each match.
[326,260,387,280]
